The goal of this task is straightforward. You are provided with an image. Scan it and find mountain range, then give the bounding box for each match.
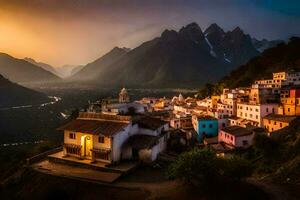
[0,53,60,84]
[0,74,48,108]
[24,58,83,78]
[70,23,281,88]
[0,22,283,88]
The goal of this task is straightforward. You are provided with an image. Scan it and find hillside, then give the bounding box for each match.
[24,57,60,77]
[221,37,300,88]
[71,23,266,88]
[0,75,48,108]
[0,53,60,84]
[70,47,129,81]
[197,37,300,98]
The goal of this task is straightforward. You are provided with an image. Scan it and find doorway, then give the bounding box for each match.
[81,135,92,158]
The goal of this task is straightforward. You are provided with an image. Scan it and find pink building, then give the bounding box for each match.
[218,126,255,148]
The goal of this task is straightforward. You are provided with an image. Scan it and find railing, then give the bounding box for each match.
[64,143,82,156]
[91,148,111,161]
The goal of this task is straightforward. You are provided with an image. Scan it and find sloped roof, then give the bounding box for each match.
[57,119,129,136]
[136,116,167,130]
[221,126,253,137]
[124,134,160,149]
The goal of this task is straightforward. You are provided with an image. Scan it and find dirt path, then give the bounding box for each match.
[247,178,290,200]
[116,180,202,200]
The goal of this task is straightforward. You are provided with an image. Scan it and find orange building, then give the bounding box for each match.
[263,114,297,135]
[279,88,300,116]
[211,95,220,109]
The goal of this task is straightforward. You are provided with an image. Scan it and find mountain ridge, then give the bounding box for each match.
[70,22,266,88]
[0,53,60,84]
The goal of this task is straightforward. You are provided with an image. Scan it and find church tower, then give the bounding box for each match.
[119,88,130,103]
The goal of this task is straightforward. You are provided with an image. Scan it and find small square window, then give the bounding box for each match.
[69,133,76,139]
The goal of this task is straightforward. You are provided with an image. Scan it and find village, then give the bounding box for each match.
[27,70,300,187]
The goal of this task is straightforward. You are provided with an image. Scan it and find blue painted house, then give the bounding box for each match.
[192,115,218,142]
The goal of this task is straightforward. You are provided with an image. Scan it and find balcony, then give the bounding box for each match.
[63,143,82,157]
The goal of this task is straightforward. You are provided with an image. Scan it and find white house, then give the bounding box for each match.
[236,103,278,127]
[58,112,169,164]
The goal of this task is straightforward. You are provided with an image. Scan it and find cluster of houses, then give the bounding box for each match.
[136,71,300,155]
[55,71,300,168]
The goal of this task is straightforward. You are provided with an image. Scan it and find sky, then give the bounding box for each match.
[0,0,299,67]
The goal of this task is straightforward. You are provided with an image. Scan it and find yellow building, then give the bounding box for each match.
[58,113,132,164]
[263,114,296,135]
[280,88,300,116]
[211,95,220,109]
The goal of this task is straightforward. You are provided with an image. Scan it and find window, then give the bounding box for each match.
[209,124,213,128]
[266,108,269,112]
[274,121,277,125]
[280,123,282,128]
[98,136,105,143]
[202,124,206,128]
[222,123,226,127]
[69,132,76,139]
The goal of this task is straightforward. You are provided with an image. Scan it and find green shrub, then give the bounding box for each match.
[168,148,253,186]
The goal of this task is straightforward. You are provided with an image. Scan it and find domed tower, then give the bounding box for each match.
[178,93,184,102]
[119,87,130,103]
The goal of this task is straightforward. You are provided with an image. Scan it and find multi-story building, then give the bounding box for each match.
[192,115,218,142]
[211,95,220,109]
[236,103,278,127]
[249,86,280,104]
[263,114,297,135]
[279,87,300,116]
[254,71,300,88]
[170,113,193,130]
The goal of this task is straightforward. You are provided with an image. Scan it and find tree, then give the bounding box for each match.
[168,148,253,186]
[253,134,279,157]
[222,157,253,181]
[167,148,219,185]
